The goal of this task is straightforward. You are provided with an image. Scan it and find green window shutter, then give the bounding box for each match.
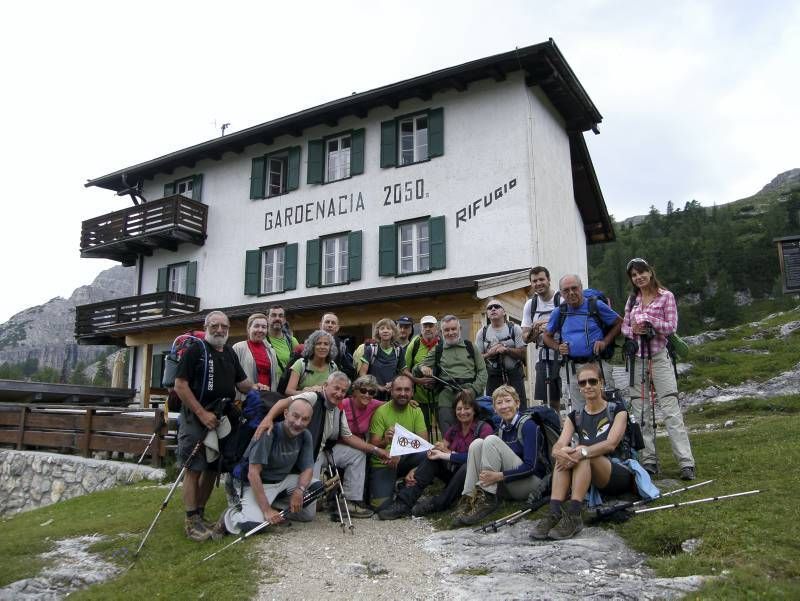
[307,139,324,184]
[244,250,261,295]
[192,174,203,201]
[378,224,397,276]
[284,243,298,291]
[156,267,168,292]
[348,230,362,281]
[185,261,197,296]
[250,157,266,199]
[163,181,175,197]
[350,128,365,175]
[380,120,397,168]
[151,353,165,389]
[429,215,446,270]
[428,108,444,158]
[287,146,301,191]
[306,239,321,288]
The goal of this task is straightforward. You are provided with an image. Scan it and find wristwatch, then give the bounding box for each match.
[580,447,589,459]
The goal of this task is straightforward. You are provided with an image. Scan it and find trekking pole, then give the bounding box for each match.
[325,448,354,534]
[475,496,550,533]
[639,334,650,461]
[563,358,573,413]
[135,439,203,556]
[540,347,551,410]
[201,480,333,562]
[645,334,657,449]
[126,411,165,484]
[590,479,714,523]
[634,489,762,515]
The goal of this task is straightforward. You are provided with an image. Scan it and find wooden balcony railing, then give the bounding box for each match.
[75,291,200,343]
[80,194,207,265]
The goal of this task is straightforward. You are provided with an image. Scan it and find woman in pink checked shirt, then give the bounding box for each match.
[622,258,696,481]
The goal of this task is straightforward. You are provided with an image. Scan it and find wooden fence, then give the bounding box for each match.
[0,405,176,467]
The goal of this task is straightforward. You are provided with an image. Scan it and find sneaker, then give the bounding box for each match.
[345,500,375,519]
[529,511,562,540]
[210,514,228,541]
[457,488,499,526]
[548,512,584,540]
[680,466,696,481]
[378,500,411,520]
[185,514,212,542]
[412,497,439,517]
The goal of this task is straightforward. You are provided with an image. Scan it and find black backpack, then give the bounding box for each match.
[514,405,562,473]
[555,288,617,360]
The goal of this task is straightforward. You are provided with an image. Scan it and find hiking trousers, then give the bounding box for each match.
[222,473,318,534]
[369,451,426,509]
[312,443,367,503]
[486,365,528,409]
[628,349,694,469]
[462,436,542,500]
[395,457,465,510]
[534,358,561,412]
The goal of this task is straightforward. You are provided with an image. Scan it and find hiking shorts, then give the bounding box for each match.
[597,461,634,497]
[177,407,215,472]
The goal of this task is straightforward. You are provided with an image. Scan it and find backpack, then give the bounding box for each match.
[432,339,478,390]
[335,337,357,380]
[573,393,644,461]
[364,342,404,375]
[479,322,524,369]
[475,395,502,429]
[528,291,561,328]
[162,331,207,411]
[555,287,617,360]
[514,405,562,473]
[225,389,281,478]
[275,353,335,396]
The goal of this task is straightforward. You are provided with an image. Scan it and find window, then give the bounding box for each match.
[399,115,428,165]
[379,216,446,276]
[322,235,349,285]
[307,129,365,185]
[380,108,443,168]
[163,174,203,200]
[261,246,285,294]
[244,244,298,295]
[306,231,362,288]
[156,261,197,296]
[326,135,351,182]
[398,220,429,274]
[250,147,301,199]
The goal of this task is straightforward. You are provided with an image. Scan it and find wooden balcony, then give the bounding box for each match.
[80,195,208,266]
[75,291,200,344]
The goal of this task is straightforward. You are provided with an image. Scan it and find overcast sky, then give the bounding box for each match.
[1,0,797,323]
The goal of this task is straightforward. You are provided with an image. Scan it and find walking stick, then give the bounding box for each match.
[202,480,333,562]
[590,479,714,523]
[645,334,658,449]
[475,496,550,533]
[127,410,166,484]
[634,489,762,515]
[324,448,354,534]
[135,440,203,556]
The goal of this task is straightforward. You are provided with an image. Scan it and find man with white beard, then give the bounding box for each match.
[174,311,254,541]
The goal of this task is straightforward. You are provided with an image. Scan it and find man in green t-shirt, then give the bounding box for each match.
[403,315,440,435]
[265,305,299,378]
[368,375,428,508]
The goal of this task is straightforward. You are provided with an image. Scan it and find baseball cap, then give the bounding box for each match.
[397,316,414,326]
[420,315,437,325]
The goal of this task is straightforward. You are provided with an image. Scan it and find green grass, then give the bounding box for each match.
[680,306,800,392]
[0,481,271,599]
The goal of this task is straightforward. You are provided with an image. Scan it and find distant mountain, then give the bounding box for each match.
[0,266,136,374]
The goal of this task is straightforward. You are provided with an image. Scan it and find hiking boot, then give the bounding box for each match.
[451,495,475,522]
[378,500,411,520]
[185,514,212,542]
[412,497,439,517]
[345,500,375,519]
[529,511,562,540]
[210,514,228,541]
[457,488,499,526]
[547,512,584,540]
[680,466,696,481]
[642,463,658,478]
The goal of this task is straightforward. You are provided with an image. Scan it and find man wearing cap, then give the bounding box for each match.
[173,310,254,541]
[403,315,440,434]
[476,298,528,407]
[396,316,415,354]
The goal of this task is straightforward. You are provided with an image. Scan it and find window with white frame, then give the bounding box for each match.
[261,246,285,293]
[322,235,349,285]
[398,220,430,274]
[168,263,188,294]
[326,135,351,182]
[174,177,194,199]
[399,114,428,165]
[268,156,288,197]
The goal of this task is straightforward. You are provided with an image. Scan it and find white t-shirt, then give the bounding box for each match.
[522,293,557,360]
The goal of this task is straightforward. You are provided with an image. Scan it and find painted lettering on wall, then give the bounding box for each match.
[383,179,428,206]
[264,193,366,230]
[455,178,517,228]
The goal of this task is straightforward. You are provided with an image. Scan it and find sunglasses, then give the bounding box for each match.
[626,257,650,270]
[577,378,600,388]
[486,304,503,310]
[356,387,377,395]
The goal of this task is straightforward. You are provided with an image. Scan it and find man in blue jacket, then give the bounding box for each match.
[543,274,622,413]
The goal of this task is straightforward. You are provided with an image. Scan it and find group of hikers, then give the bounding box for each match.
[168,257,696,546]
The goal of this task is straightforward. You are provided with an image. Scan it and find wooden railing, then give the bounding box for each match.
[80,195,207,261]
[0,405,176,467]
[75,291,200,340]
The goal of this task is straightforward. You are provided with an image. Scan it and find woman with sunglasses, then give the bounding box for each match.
[340,375,384,441]
[530,363,634,540]
[376,394,494,519]
[623,258,695,481]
